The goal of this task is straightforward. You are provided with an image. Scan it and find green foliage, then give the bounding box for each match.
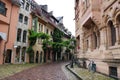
[28,30,38,46]
[26,46,34,54]
[38,32,50,40]
[52,28,64,42]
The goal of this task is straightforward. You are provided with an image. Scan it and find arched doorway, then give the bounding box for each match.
[36,51,39,63]
[108,21,116,46]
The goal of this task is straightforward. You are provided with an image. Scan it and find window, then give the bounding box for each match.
[25,3,29,11]
[83,0,89,10]
[0,1,7,16]
[108,21,116,46]
[32,19,35,26]
[39,24,43,32]
[23,30,27,43]
[17,29,22,42]
[109,67,117,79]
[46,29,49,34]
[50,31,53,36]
[44,26,46,33]
[19,14,23,23]
[21,0,25,8]
[24,16,28,25]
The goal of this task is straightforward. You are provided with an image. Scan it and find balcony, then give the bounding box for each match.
[80,0,101,28]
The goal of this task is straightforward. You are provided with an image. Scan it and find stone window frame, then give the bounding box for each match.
[24,16,28,25]
[25,2,30,11]
[20,0,25,8]
[19,13,24,23]
[17,28,22,42]
[107,20,116,46]
[22,30,27,43]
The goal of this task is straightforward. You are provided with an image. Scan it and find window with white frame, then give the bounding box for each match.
[24,16,28,25]
[25,3,29,11]
[17,29,22,42]
[19,14,23,23]
[21,0,25,8]
[23,30,27,43]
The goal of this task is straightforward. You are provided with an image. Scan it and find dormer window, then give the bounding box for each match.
[21,0,25,8]
[0,1,7,16]
[25,3,29,11]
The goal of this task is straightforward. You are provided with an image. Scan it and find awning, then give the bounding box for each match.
[0,32,7,40]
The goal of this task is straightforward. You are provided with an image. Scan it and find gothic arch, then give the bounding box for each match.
[107,20,116,46]
[115,10,120,24]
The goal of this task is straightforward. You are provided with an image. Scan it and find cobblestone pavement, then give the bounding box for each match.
[1,62,78,80]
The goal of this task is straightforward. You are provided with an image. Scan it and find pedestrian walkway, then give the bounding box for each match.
[62,63,79,80]
[67,64,115,80]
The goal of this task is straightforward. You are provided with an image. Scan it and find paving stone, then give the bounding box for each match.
[1,62,69,80]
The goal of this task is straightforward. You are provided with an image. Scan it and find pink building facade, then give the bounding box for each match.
[0,0,20,64]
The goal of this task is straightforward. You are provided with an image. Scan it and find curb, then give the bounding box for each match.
[65,64,82,80]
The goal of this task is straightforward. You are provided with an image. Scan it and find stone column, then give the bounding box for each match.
[19,47,22,63]
[99,27,107,50]
[114,24,120,45]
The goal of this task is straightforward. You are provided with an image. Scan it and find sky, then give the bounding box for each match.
[34,0,75,36]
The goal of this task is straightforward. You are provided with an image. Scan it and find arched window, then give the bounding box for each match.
[108,21,116,46]
[17,29,22,42]
[19,14,23,23]
[23,30,27,43]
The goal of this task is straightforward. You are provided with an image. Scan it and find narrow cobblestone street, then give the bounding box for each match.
[1,62,78,80]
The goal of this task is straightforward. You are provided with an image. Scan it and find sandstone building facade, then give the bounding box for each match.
[75,0,120,79]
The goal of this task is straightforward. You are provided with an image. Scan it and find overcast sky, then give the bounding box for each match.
[34,0,75,36]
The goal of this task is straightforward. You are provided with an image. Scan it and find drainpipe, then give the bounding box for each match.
[3,4,13,64]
